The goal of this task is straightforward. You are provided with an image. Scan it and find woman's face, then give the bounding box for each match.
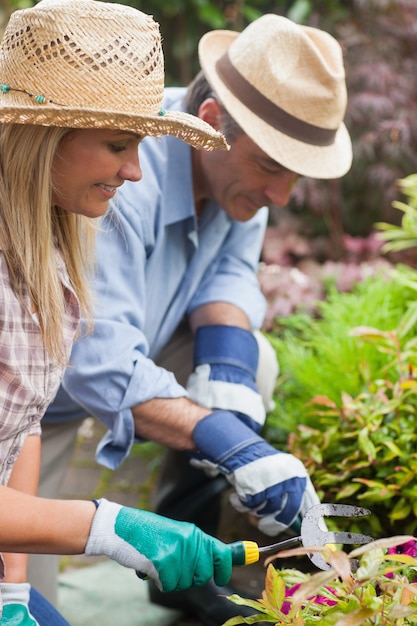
[52,128,143,217]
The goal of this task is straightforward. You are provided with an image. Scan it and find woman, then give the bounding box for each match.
[0,0,232,623]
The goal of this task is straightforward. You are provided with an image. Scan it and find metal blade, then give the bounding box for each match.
[301,503,373,571]
[257,536,302,554]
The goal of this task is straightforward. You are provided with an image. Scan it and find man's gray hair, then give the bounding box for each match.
[184,70,243,143]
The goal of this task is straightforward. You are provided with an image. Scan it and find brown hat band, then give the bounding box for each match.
[215,52,337,147]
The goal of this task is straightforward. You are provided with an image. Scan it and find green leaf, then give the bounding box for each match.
[382,553,416,566]
[389,497,412,521]
[264,564,286,611]
[398,301,417,337]
[333,607,379,625]
[287,0,312,23]
[358,427,377,461]
[226,594,268,612]
[336,483,362,499]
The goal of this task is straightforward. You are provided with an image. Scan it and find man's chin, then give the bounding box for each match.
[238,207,260,222]
[225,202,260,222]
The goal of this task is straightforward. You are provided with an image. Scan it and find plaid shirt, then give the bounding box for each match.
[0,249,80,487]
[0,248,80,600]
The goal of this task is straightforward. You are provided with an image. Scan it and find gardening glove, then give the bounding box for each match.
[187,325,266,433]
[0,583,39,625]
[191,410,320,537]
[84,499,232,592]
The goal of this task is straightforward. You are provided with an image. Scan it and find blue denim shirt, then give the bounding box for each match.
[45,88,268,469]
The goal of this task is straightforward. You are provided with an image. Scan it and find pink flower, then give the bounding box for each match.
[314,591,338,606]
[388,540,417,558]
[281,583,300,614]
[385,540,417,580]
[281,584,337,615]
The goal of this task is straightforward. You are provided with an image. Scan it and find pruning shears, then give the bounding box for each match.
[229,503,373,571]
[136,503,372,581]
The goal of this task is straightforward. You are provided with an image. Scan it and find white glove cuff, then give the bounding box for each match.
[0,581,31,605]
[187,364,266,427]
[85,498,122,557]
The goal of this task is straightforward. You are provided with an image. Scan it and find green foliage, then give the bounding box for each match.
[376,174,417,254]
[266,268,417,427]
[105,0,268,84]
[223,537,417,625]
[264,265,417,537]
[98,0,349,85]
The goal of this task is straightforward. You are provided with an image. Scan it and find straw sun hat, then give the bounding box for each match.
[199,14,353,178]
[0,0,228,152]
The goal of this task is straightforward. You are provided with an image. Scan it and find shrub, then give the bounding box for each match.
[263,175,417,537]
[223,537,417,625]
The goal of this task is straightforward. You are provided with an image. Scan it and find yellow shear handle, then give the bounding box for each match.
[229,540,259,566]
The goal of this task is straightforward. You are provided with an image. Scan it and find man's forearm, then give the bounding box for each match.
[132,397,210,450]
[132,304,252,449]
[189,302,250,333]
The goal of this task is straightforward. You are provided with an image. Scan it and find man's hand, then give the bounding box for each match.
[187,325,266,432]
[191,411,320,536]
[0,583,39,625]
[85,499,232,591]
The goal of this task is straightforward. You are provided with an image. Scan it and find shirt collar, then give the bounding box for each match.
[162,135,195,227]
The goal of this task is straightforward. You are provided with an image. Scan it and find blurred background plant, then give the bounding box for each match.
[376,174,417,255]
[263,176,417,539]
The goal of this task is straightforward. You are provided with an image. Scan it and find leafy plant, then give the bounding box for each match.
[265,267,417,425]
[264,264,417,537]
[223,537,417,625]
[264,174,417,537]
[376,174,417,255]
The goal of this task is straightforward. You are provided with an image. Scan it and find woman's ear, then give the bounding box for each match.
[197,98,223,131]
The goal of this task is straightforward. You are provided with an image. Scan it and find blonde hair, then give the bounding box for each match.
[0,124,95,364]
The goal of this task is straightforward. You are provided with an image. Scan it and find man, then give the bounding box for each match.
[29,13,352,625]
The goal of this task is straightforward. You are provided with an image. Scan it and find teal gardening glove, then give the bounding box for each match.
[0,583,39,625]
[84,499,232,592]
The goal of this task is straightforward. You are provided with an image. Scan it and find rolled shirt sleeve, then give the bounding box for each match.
[64,322,185,468]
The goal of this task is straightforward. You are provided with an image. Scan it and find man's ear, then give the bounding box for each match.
[198,98,223,131]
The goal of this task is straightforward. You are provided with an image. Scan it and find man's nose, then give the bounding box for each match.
[265,172,299,207]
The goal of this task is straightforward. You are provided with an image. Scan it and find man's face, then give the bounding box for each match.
[195,99,299,222]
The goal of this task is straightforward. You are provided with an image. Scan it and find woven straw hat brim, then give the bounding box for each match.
[199,29,352,179]
[0,0,229,152]
[0,104,228,152]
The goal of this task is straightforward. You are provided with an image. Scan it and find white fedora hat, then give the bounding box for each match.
[0,0,228,152]
[199,14,352,178]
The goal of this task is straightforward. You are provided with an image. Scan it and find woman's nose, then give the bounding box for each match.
[120,151,142,182]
